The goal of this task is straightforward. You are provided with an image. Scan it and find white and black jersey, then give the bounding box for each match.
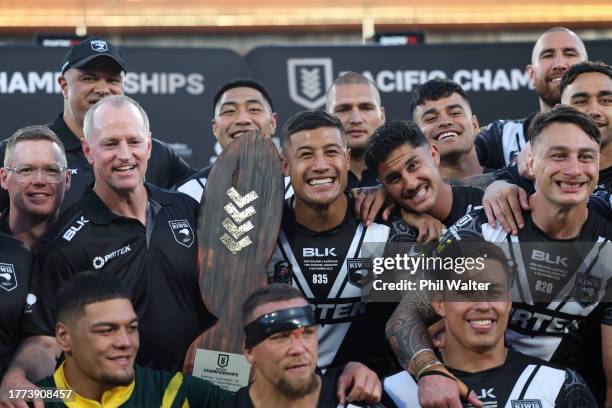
[175,165,294,202]
[475,113,535,170]
[267,196,393,374]
[439,207,612,381]
[0,233,33,378]
[383,350,597,408]
[387,185,484,243]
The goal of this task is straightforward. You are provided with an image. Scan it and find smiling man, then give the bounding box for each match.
[38,271,230,407]
[1,96,215,403]
[411,79,488,181]
[267,110,395,382]
[384,242,598,408]
[386,106,612,407]
[476,27,588,170]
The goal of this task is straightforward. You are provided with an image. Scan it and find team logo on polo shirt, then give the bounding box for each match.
[169,219,194,248]
[90,40,109,53]
[0,263,17,292]
[347,258,372,288]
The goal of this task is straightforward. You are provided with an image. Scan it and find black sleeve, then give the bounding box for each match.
[147,139,196,189]
[0,141,9,212]
[475,121,507,170]
[589,191,612,219]
[20,241,76,337]
[555,369,598,408]
[493,164,536,195]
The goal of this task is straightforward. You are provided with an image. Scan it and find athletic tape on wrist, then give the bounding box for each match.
[244,305,315,348]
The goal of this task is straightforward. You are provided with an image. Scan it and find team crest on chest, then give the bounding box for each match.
[573,273,602,307]
[0,263,17,292]
[168,219,194,248]
[347,258,372,288]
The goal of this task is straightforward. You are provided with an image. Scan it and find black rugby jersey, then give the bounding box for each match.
[267,196,392,374]
[22,183,214,372]
[383,350,597,408]
[0,233,33,378]
[438,207,612,376]
[387,185,484,243]
[175,165,294,202]
[475,113,535,170]
[0,114,195,214]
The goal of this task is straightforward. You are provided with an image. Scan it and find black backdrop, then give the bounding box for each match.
[1,40,612,168]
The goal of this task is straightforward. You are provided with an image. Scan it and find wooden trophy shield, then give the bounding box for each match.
[188,130,284,391]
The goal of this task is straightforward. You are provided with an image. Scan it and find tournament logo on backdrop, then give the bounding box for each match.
[287,58,333,109]
[90,40,109,53]
[0,263,17,292]
[217,353,229,368]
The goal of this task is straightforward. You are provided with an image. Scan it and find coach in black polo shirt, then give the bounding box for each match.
[0,37,194,214]
[3,95,213,396]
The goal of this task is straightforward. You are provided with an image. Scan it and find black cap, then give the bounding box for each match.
[61,37,126,74]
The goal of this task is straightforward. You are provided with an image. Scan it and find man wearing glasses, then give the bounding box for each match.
[0,126,70,249]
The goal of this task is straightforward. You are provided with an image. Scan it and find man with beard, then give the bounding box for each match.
[484,61,612,235]
[228,284,384,407]
[326,72,386,189]
[37,271,231,407]
[0,37,194,214]
[386,107,612,407]
[476,27,587,169]
[411,79,490,181]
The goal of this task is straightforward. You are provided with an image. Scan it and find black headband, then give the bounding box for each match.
[244,305,315,348]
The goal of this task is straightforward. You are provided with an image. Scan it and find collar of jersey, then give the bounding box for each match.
[53,113,86,152]
[82,183,171,224]
[53,361,135,408]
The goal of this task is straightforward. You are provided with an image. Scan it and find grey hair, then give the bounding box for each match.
[83,95,150,143]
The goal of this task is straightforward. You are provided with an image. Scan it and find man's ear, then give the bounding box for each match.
[244,347,256,366]
[58,75,69,99]
[82,138,94,165]
[526,64,536,87]
[0,168,8,191]
[270,112,278,135]
[281,154,290,177]
[471,114,480,133]
[56,322,72,353]
[430,143,440,168]
[431,297,445,318]
[212,118,219,141]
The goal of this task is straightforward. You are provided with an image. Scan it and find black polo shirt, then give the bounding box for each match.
[346,167,379,191]
[0,114,195,214]
[0,232,33,378]
[22,183,214,372]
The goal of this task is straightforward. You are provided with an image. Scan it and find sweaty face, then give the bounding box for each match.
[434,259,511,354]
[83,104,152,197]
[245,298,319,400]
[212,87,277,148]
[377,143,443,214]
[528,31,587,108]
[282,127,349,209]
[60,58,124,127]
[562,72,612,149]
[0,140,70,219]
[529,122,599,208]
[64,299,139,389]
[413,93,479,160]
[328,83,385,155]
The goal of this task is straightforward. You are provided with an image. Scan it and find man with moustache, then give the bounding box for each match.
[0,37,194,214]
[229,284,385,407]
[326,72,386,189]
[476,27,587,169]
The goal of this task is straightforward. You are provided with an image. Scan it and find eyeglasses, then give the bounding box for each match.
[5,165,68,183]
